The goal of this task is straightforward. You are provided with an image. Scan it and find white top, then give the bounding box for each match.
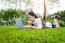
[33,18,52,28]
[45,22,52,28]
[33,18,43,29]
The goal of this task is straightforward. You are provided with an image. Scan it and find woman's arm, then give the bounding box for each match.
[25,18,42,29]
[24,25,41,29]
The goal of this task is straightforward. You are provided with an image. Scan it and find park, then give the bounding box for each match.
[0,0,65,43]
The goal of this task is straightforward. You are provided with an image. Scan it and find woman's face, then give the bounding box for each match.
[28,15,35,22]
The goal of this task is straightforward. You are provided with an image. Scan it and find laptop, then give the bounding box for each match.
[15,18,24,28]
[15,17,32,29]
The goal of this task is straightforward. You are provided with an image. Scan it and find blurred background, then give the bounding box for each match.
[0,0,65,27]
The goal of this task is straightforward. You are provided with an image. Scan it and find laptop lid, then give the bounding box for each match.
[15,18,24,28]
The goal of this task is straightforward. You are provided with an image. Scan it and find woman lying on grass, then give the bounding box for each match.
[25,12,60,29]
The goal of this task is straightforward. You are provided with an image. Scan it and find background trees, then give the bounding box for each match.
[53,10,65,21]
[0,9,27,25]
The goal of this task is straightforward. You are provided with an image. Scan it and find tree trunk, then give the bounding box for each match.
[43,0,46,22]
[42,0,46,27]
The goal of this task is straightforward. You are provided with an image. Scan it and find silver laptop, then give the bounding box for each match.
[15,18,24,28]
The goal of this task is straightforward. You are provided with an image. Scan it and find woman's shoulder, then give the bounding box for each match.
[35,18,41,21]
[35,18,42,23]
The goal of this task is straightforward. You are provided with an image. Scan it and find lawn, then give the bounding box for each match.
[0,26,65,43]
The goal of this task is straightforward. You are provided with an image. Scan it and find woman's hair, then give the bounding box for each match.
[28,12,38,18]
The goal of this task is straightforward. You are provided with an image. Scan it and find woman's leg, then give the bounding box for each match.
[53,18,60,28]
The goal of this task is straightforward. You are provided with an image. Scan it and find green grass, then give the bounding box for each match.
[0,26,65,43]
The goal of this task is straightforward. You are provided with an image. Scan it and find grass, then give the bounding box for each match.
[0,26,65,43]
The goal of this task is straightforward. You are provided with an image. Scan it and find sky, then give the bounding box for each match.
[33,0,65,16]
[0,0,65,16]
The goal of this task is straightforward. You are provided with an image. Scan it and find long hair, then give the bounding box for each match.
[28,12,38,18]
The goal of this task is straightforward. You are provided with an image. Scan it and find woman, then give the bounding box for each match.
[25,12,43,29]
[25,12,60,29]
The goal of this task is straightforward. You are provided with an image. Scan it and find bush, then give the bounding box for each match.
[58,20,65,27]
[0,9,28,25]
[0,26,65,43]
[47,19,53,22]
[53,10,65,21]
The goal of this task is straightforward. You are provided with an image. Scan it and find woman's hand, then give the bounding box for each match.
[28,20,33,25]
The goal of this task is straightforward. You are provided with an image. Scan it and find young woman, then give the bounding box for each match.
[25,12,43,29]
[25,12,60,29]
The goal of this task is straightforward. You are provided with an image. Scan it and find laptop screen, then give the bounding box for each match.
[15,18,24,28]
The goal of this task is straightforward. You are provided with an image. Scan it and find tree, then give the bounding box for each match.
[43,0,59,27]
[43,0,46,22]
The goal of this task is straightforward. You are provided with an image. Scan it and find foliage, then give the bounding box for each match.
[58,20,65,27]
[0,9,20,20]
[0,9,27,25]
[53,10,65,21]
[47,19,53,22]
[0,26,65,43]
